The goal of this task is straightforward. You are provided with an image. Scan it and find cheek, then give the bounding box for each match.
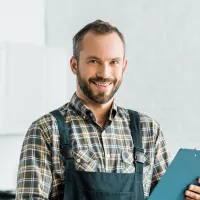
[113,70,124,79]
[78,65,96,77]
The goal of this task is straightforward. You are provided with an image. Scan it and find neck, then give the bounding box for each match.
[76,91,113,128]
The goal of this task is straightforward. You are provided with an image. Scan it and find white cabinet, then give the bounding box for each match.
[0,43,69,135]
[0,44,7,133]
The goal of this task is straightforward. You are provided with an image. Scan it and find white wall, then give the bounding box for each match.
[0,43,68,134]
[0,43,68,190]
[0,0,68,190]
[46,0,200,157]
[0,0,45,45]
[0,135,25,190]
[0,0,46,189]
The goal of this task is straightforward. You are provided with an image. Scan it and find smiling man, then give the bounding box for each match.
[71,30,126,128]
[16,20,200,200]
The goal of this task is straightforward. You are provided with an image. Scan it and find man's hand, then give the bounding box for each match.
[185,178,200,200]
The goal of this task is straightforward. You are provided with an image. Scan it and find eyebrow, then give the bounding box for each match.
[86,56,122,61]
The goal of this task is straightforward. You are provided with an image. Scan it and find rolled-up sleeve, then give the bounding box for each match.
[150,127,171,194]
[16,122,52,200]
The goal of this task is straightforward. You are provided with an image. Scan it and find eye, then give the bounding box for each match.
[110,60,119,65]
[88,59,98,64]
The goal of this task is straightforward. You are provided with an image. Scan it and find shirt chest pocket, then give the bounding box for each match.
[73,149,97,172]
[121,151,135,173]
[143,146,155,174]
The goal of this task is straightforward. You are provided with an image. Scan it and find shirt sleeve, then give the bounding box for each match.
[16,122,52,200]
[150,127,171,194]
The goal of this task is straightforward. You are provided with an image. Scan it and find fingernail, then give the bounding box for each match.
[186,191,190,195]
[190,185,194,189]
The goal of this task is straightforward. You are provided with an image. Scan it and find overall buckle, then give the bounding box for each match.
[134,148,144,164]
[61,147,74,159]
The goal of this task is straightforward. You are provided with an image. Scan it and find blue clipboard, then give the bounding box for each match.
[148,148,200,200]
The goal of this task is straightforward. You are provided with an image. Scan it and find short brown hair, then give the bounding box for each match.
[73,19,126,61]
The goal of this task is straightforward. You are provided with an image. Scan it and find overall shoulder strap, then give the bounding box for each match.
[51,110,76,200]
[128,109,144,174]
[50,109,73,159]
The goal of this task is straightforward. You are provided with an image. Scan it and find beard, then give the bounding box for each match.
[77,68,122,104]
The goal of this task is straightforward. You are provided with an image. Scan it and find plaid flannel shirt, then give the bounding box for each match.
[16,93,171,199]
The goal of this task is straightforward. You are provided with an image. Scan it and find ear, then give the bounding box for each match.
[122,59,128,74]
[70,56,78,75]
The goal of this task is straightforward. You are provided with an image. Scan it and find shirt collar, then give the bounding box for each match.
[109,102,117,121]
[69,93,118,121]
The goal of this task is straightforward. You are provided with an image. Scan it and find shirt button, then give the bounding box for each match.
[77,159,81,163]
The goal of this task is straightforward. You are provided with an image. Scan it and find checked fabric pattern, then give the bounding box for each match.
[16,93,171,200]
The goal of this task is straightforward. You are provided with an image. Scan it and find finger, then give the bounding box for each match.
[185,197,194,200]
[185,190,200,199]
[188,184,200,194]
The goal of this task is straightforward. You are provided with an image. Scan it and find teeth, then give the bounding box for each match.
[94,82,110,86]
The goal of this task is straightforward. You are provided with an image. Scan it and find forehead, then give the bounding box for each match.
[80,31,124,59]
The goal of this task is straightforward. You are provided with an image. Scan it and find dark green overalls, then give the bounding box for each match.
[51,109,146,200]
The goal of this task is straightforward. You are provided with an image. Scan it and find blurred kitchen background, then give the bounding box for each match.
[1,0,200,195]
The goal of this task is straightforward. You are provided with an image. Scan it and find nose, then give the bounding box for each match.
[96,63,111,78]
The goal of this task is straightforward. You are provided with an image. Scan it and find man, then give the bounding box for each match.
[16,20,200,200]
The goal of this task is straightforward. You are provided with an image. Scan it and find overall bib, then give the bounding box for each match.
[51,109,146,200]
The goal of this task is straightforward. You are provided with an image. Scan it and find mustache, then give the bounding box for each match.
[89,77,116,82]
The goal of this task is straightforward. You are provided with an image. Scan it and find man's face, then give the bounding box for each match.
[71,32,127,104]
